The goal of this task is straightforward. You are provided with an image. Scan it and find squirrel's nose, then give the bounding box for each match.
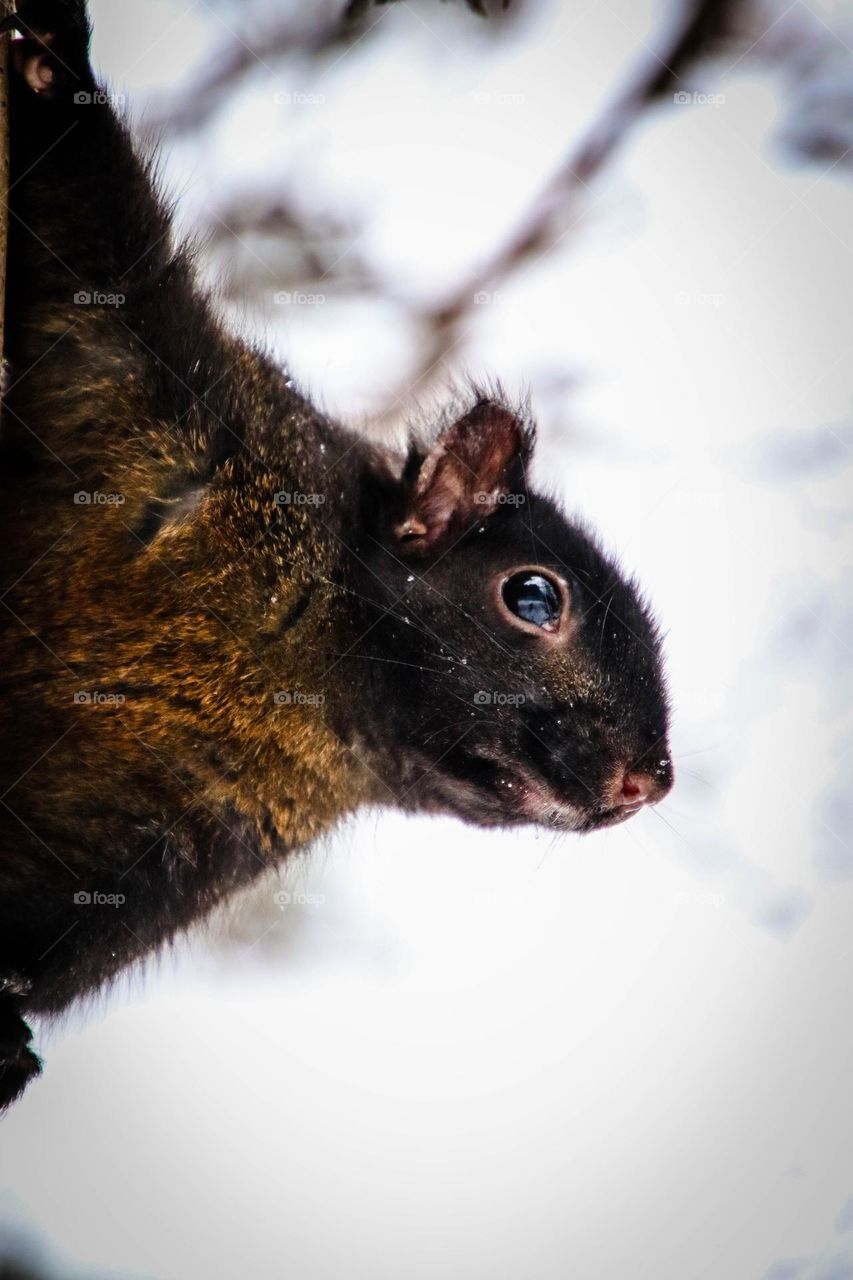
[611,767,671,809]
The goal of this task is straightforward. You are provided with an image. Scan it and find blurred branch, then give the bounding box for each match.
[203,197,367,299]
[366,0,743,420]
[141,4,381,138]
[144,0,512,140]
[346,0,511,16]
[152,0,748,421]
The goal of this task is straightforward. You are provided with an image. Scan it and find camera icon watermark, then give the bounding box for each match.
[473,690,526,706]
[273,690,325,706]
[474,490,525,506]
[673,889,726,908]
[73,691,126,707]
[73,490,126,506]
[470,90,526,107]
[273,889,326,908]
[273,491,326,506]
[73,290,125,308]
[73,90,126,107]
[272,90,326,107]
[273,290,326,307]
[73,890,126,907]
[673,90,725,107]
[673,290,725,308]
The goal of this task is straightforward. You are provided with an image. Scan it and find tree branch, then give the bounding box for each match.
[369,0,742,421]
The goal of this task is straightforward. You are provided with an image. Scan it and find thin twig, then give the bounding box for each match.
[368,0,741,421]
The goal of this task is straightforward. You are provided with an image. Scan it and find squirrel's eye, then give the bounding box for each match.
[501,572,563,633]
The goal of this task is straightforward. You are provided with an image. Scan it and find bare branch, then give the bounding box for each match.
[369,0,742,421]
[143,0,512,142]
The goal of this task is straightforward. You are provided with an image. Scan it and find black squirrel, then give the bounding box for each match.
[0,0,673,1109]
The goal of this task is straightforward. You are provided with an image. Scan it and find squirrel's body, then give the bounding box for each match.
[0,0,673,1108]
[0,55,372,1014]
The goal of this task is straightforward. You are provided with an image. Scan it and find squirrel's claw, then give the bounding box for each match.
[0,997,41,1112]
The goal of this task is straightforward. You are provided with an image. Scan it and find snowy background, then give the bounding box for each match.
[2,0,853,1277]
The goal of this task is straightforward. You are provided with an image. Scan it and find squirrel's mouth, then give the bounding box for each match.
[489,766,645,834]
[408,751,640,834]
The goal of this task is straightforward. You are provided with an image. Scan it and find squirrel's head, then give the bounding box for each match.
[336,397,673,833]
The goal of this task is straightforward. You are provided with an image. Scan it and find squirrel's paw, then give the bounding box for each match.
[0,998,42,1112]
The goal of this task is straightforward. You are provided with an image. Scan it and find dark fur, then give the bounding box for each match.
[0,0,672,1108]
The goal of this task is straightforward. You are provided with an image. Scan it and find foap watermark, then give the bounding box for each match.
[74,490,126,506]
[273,690,325,707]
[473,290,505,306]
[470,89,526,107]
[673,889,727,909]
[673,290,725,308]
[272,90,326,107]
[474,887,529,908]
[474,690,526,706]
[273,290,325,307]
[74,90,126,108]
[273,889,326,909]
[74,289,125,308]
[475,490,525,506]
[73,691,126,707]
[274,490,325,507]
[673,90,725,108]
[73,890,126,907]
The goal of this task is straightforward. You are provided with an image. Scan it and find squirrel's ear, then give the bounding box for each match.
[393,400,532,555]
[6,2,93,98]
